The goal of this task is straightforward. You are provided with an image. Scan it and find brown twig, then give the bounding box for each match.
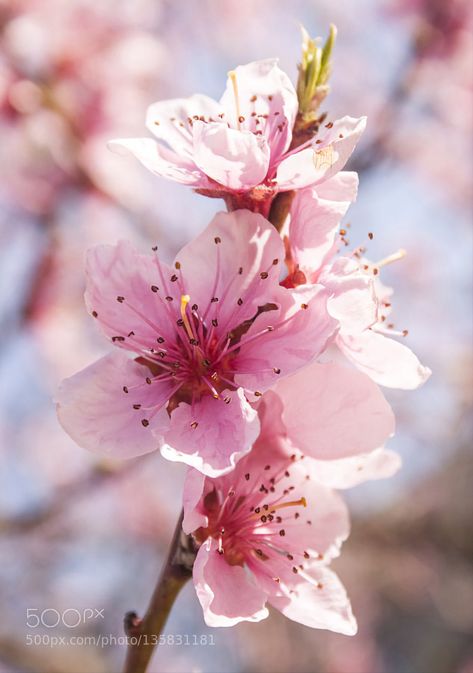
[122,510,197,673]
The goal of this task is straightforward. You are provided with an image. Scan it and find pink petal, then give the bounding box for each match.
[320,257,378,334]
[146,94,221,155]
[274,361,395,459]
[56,352,172,459]
[268,566,357,635]
[315,171,359,202]
[234,284,336,395]
[174,210,284,332]
[337,329,432,390]
[220,59,298,158]
[192,121,270,189]
[85,240,179,348]
[193,539,269,627]
[161,389,260,477]
[307,448,402,489]
[272,473,350,562]
[288,187,354,274]
[276,116,367,190]
[108,137,205,185]
[182,469,208,534]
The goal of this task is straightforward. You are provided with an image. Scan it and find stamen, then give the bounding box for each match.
[228,70,242,130]
[271,497,307,513]
[250,496,306,520]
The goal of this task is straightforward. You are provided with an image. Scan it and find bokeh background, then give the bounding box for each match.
[0,1,472,672]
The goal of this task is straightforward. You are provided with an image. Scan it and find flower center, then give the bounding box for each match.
[197,454,317,573]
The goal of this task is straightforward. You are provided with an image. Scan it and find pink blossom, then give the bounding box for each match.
[56,210,336,476]
[182,374,398,632]
[110,60,366,214]
[284,186,431,389]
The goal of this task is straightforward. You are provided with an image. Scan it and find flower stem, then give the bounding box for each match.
[122,510,196,673]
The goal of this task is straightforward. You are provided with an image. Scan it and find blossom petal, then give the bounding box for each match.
[192,121,270,189]
[108,137,205,185]
[146,94,221,155]
[182,469,208,534]
[307,448,402,489]
[321,257,378,334]
[276,116,366,190]
[161,389,260,477]
[56,351,172,459]
[85,240,178,347]
[268,566,357,635]
[288,186,355,274]
[174,209,284,331]
[274,474,350,562]
[274,361,395,459]
[193,539,269,627]
[315,171,359,202]
[220,59,298,158]
[233,284,336,395]
[337,329,432,390]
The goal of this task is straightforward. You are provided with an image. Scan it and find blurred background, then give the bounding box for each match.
[0,0,472,671]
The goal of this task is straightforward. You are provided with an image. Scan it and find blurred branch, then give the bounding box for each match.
[0,459,143,535]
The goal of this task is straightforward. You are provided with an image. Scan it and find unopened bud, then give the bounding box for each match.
[296,24,337,118]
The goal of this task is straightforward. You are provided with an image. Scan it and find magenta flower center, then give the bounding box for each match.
[197,454,322,582]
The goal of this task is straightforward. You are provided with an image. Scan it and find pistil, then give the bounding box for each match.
[228,70,242,130]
